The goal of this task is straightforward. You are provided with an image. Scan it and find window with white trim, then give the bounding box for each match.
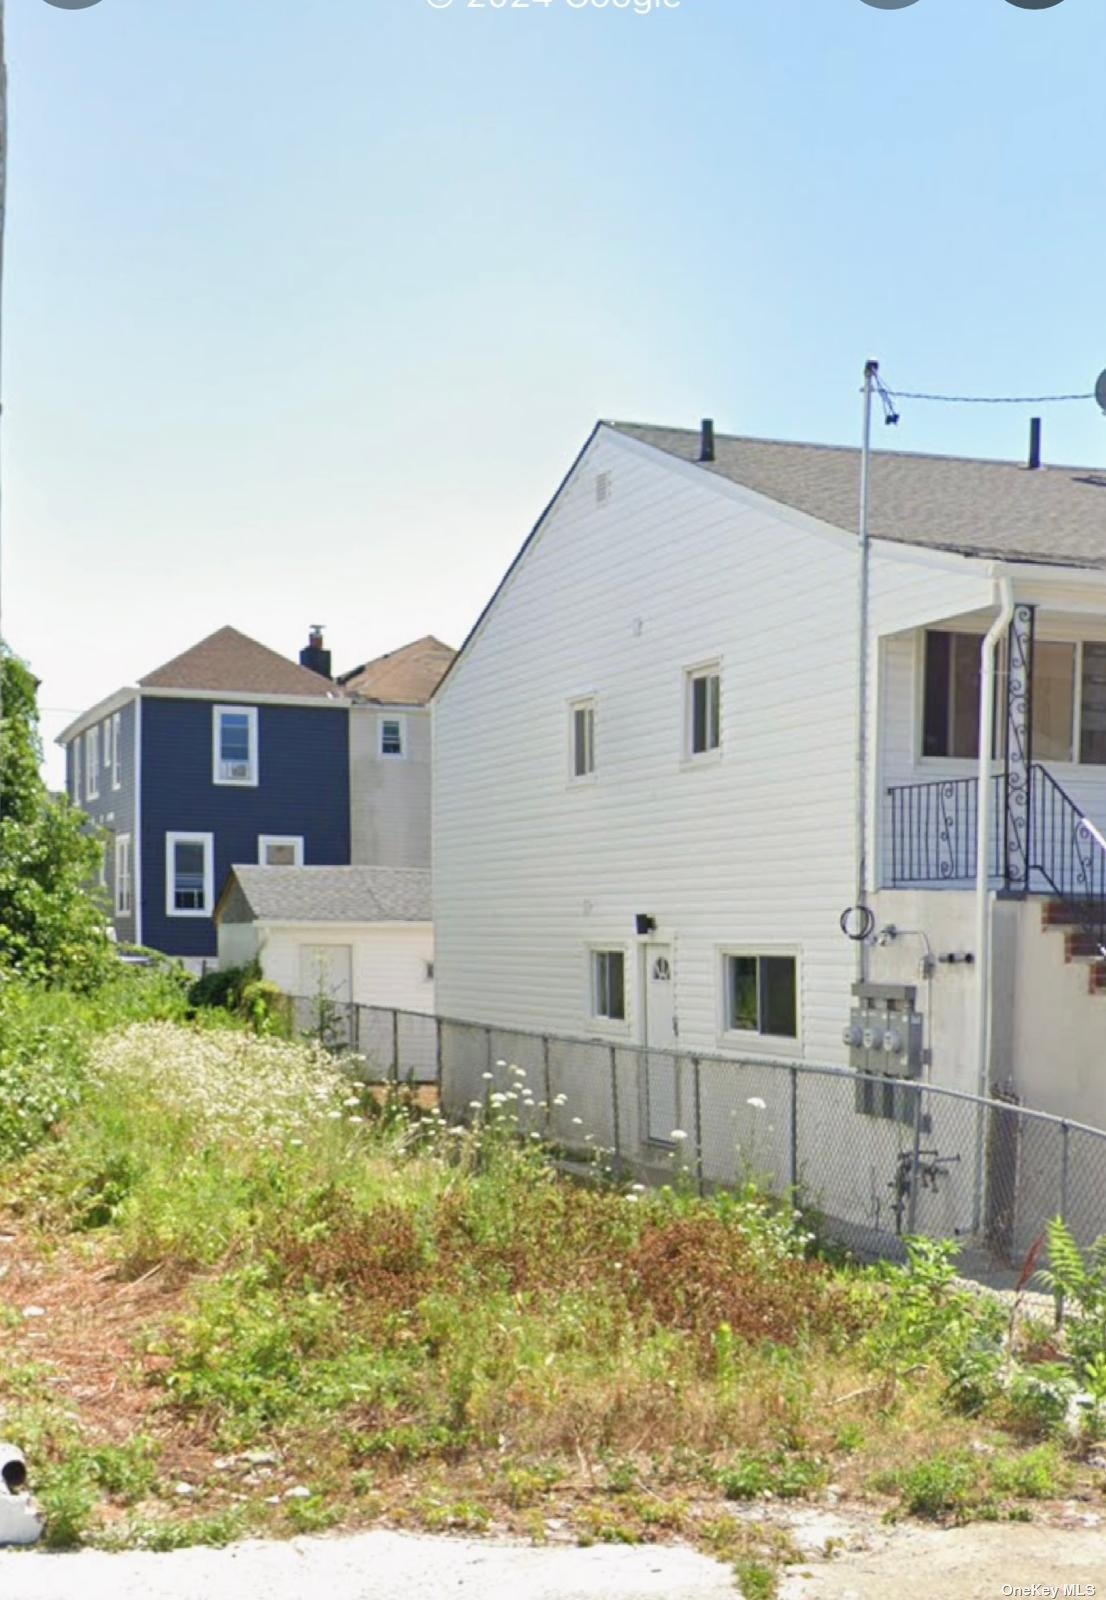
[166,832,214,916]
[379,716,405,758]
[111,712,122,790]
[85,727,100,800]
[569,697,596,780]
[102,718,112,773]
[72,740,81,803]
[114,834,133,917]
[213,706,258,785]
[259,835,303,867]
[686,665,721,757]
[723,953,797,1039]
[591,949,626,1022]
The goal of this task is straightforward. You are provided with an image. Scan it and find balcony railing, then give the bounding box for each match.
[887,774,1004,887]
[886,765,1106,956]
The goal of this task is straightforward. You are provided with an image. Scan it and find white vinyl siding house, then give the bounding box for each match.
[433,426,863,1063]
[432,419,1106,1151]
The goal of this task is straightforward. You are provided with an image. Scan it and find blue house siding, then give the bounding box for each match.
[140,697,350,959]
[64,700,138,943]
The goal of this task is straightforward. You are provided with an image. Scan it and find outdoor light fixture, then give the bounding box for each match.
[635,914,656,935]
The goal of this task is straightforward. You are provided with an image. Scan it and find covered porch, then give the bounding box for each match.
[876,592,1106,955]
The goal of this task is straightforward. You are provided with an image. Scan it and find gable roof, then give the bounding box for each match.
[216,864,432,925]
[611,422,1106,570]
[139,626,340,698]
[336,635,455,704]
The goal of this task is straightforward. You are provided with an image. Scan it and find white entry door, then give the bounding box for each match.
[299,944,353,1044]
[643,944,678,1144]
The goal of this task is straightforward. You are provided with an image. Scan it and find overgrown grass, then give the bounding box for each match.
[1,1018,1101,1570]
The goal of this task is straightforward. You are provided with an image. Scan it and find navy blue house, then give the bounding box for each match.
[59,626,351,966]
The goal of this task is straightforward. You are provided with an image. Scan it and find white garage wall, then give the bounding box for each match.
[257,922,435,1014]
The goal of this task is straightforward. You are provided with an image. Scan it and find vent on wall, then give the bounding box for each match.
[596,470,612,507]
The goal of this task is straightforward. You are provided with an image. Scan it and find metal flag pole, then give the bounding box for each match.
[854,359,877,983]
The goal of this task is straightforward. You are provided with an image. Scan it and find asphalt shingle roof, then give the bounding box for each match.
[337,636,456,704]
[139,626,340,698]
[611,422,1106,570]
[220,865,432,925]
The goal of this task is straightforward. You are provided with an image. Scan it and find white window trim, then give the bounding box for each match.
[587,944,631,1035]
[114,833,133,917]
[683,661,722,763]
[258,834,304,867]
[85,727,100,800]
[72,739,81,803]
[568,695,597,783]
[111,711,122,790]
[212,705,259,787]
[165,831,214,918]
[379,713,407,759]
[717,946,802,1054]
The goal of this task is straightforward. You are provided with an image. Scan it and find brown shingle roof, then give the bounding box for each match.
[337,635,455,704]
[611,422,1106,570]
[138,626,340,698]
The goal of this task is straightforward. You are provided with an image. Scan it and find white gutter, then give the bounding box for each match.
[974,576,1014,1103]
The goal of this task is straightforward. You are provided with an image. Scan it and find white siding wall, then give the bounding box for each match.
[349,706,432,868]
[258,922,435,1014]
[434,430,870,1062]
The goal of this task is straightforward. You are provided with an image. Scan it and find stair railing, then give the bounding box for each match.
[1027,763,1106,957]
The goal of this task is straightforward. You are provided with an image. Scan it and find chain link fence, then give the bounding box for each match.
[290,998,1106,1266]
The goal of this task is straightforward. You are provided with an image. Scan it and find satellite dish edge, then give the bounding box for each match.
[1095,370,1106,416]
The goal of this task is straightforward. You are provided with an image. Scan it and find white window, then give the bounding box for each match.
[213,706,258,786]
[379,715,405,758]
[591,949,626,1022]
[114,834,133,917]
[259,834,304,867]
[85,727,100,800]
[686,665,721,757]
[72,740,81,803]
[102,718,112,772]
[111,712,122,790]
[569,697,596,780]
[166,831,214,917]
[722,953,798,1040]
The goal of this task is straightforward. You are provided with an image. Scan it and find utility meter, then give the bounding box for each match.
[845,982,925,1122]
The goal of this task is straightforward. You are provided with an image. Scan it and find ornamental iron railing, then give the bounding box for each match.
[886,763,1106,956]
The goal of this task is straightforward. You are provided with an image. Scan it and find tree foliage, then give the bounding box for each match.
[0,644,114,988]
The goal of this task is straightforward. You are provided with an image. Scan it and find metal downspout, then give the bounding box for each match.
[973,576,1014,1228]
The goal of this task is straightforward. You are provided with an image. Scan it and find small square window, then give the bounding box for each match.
[724,953,797,1039]
[380,717,405,758]
[570,698,596,779]
[687,666,721,757]
[259,835,303,867]
[213,706,258,785]
[592,949,626,1022]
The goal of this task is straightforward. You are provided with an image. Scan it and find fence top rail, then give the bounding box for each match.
[316,1000,1106,1146]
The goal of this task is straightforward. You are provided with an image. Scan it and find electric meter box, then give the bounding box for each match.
[844,982,925,1122]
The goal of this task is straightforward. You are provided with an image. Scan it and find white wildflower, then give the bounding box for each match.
[746,1096,767,1111]
[670,1129,688,1142]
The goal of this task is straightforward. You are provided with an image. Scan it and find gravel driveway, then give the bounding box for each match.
[0,1529,737,1600]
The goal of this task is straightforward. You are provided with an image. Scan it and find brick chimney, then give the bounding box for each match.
[300,625,332,679]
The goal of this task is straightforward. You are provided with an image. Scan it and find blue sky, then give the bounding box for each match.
[5,0,1104,781]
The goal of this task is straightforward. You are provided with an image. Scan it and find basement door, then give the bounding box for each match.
[299,944,354,1045]
[643,945,679,1145]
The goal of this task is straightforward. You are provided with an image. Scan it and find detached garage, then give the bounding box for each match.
[214,864,434,1015]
